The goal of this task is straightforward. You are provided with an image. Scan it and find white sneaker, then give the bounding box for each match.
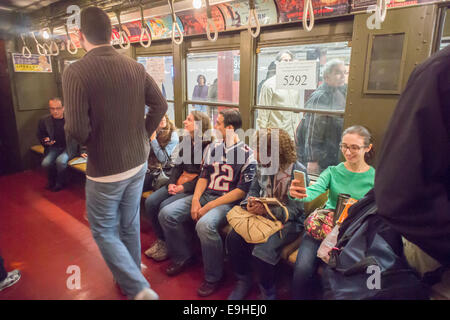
[0,269,21,291]
[144,239,165,258]
[134,288,159,300]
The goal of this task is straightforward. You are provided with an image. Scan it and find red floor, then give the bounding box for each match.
[0,169,292,300]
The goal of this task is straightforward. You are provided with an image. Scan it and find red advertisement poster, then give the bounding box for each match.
[112,20,149,44]
[218,0,278,30]
[178,6,225,36]
[276,0,348,23]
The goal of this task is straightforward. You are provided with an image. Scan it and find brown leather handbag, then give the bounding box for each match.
[226,197,289,244]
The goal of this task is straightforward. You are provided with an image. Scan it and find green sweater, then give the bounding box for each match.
[297,162,375,210]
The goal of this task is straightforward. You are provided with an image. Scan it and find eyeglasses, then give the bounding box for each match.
[339,143,367,153]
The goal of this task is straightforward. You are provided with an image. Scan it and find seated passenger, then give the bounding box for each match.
[227,128,307,300]
[37,97,80,192]
[143,114,178,192]
[289,125,375,299]
[158,109,257,297]
[143,110,212,261]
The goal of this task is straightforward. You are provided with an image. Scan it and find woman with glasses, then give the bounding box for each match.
[289,125,375,299]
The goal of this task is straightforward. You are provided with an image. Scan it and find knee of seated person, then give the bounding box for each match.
[41,157,53,168]
[158,206,178,226]
[195,219,218,238]
[55,157,68,168]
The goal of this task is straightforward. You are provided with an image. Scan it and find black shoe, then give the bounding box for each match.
[197,279,223,297]
[51,184,63,192]
[45,181,55,190]
[165,257,195,277]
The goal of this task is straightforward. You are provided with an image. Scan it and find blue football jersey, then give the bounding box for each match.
[200,140,257,197]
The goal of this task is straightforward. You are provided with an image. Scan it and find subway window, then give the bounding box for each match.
[186,50,240,108]
[439,8,450,50]
[255,42,351,176]
[137,56,175,121]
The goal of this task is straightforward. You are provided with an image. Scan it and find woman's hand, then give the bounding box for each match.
[290,180,307,199]
[247,198,267,216]
[150,131,157,141]
[170,185,184,195]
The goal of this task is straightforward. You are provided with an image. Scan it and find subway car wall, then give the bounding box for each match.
[0,1,447,175]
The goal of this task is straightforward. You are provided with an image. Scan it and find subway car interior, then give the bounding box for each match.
[0,0,449,301]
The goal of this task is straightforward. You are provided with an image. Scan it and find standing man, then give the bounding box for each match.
[295,59,347,175]
[37,97,79,191]
[374,46,450,299]
[158,109,257,297]
[62,7,167,300]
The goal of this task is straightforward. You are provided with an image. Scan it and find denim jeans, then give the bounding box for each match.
[41,147,69,186]
[85,163,150,298]
[143,185,190,240]
[158,193,233,283]
[292,232,322,300]
[226,229,277,291]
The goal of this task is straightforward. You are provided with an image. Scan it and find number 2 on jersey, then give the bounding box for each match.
[208,163,234,191]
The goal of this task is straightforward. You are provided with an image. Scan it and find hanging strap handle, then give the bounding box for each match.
[168,0,183,45]
[303,0,315,32]
[247,0,260,38]
[20,33,32,58]
[139,4,152,48]
[205,0,218,42]
[31,31,47,56]
[115,10,131,49]
[376,0,387,23]
[48,26,59,56]
[64,24,78,55]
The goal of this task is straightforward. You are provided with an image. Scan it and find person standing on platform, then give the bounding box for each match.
[62,7,167,300]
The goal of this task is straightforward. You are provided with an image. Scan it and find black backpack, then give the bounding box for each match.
[321,189,429,300]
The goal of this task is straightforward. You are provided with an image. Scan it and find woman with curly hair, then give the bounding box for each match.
[143,114,178,192]
[226,128,308,300]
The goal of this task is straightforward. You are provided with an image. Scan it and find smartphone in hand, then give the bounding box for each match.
[293,170,306,188]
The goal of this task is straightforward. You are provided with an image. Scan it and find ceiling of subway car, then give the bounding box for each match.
[0,0,66,13]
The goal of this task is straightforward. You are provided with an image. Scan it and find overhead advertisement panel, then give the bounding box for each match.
[218,0,278,30]
[112,21,150,44]
[276,0,349,23]
[352,0,438,12]
[178,6,225,36]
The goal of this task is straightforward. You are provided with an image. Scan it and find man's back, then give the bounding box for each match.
[63,46,167,177]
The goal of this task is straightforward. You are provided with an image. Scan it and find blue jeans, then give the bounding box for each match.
[292,233,322,300]
[143,185,190,240]
[159,193,233,283]
[85,163,150,298]
[41,147,69,186]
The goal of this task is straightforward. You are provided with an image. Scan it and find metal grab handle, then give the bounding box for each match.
[50,39,60,56]
[247,0,260,38]
[205,0,218,42]
[20,33,32,58]
[140,28,152,48]
[139,4,152,48]
[303,0,315,32]
[31,31,47,56]
[168,0,183,45]
[376,0,387,22]
[48,26,59,56]
[64,24,78,55]
[119,31,131,49]
[206,18,218,42]
[44,43,52,56]
[115,11,130,49]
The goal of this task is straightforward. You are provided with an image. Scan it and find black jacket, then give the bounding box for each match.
[374,46,450,265]
[37,115,80,159]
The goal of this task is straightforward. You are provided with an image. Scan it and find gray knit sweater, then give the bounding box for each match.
[62,46,168,177]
